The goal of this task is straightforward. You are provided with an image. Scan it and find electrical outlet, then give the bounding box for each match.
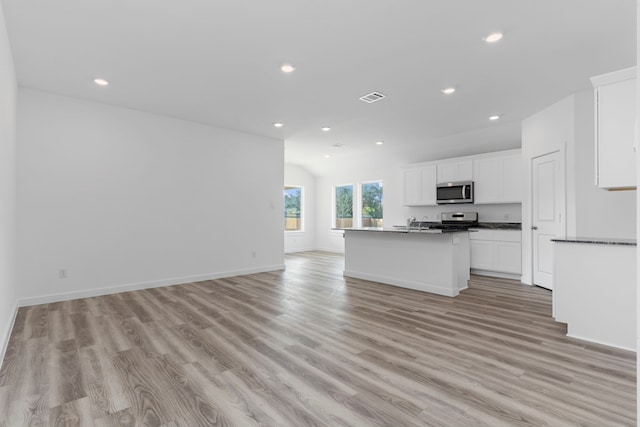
[252,251,257,258]
[58,269,67,279]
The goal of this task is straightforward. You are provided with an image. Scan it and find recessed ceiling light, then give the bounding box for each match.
[489,115,500,121]
[321,126,331,132]
[280,63,296,73]
[376,141,384,145]
[273,122,284,128]
[324,154,331,158]
[441,87,456,95]
[94,78,109,86]
[484,32,504,43]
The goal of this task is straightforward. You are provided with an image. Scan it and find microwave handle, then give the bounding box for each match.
[462,185,466,199]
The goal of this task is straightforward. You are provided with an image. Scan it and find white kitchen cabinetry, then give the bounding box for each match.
[437,160,472,183]
[590,67,636,189]
[469,229,521,277]
[403,169,421,206]
[473,151,522,204]
[403,165,437,206]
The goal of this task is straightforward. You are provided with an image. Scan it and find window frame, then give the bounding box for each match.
[284,184,304,233]
[332,183,355,230]
[331,180,384,230]
[360,180,384,228]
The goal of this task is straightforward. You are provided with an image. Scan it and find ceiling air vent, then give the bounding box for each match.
[359,91,386,103]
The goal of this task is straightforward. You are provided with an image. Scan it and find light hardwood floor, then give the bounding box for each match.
[0,251,635,426]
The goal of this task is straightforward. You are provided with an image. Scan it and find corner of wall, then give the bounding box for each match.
[0,0,18,371]
[0,303,18,366]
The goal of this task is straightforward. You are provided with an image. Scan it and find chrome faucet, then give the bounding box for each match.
[420,215,430,231]
[407,216,416,230]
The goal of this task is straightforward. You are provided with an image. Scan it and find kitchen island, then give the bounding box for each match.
[342,228,470,297]
[552,236,636,350]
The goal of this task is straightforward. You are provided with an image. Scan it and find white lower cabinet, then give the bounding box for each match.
[470,239,493,270]
[469,229,521,276]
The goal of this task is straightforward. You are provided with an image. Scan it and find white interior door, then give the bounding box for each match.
[532,151,565,290]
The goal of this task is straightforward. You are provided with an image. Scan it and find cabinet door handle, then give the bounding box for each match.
[531,225,538,230]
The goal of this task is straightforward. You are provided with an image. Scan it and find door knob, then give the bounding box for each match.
[531,226,538,230]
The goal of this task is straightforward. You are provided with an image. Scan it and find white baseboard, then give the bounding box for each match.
[344,270,457,297]
[17,264,286,307]
[520,274,532,285]
[284,247,317,254]
[471,269,522,281]
[566,332,636,353]
[0,303,18,371]
[314,247,344,254]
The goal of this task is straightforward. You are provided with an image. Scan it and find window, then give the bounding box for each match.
[335,184,353,228]
[361,181,383,227]
[284,186,303,231]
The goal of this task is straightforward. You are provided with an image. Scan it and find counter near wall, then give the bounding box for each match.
[476,222,522,230]
[552,237,636,351]
[336,227,472,234]
[342,228,470,297]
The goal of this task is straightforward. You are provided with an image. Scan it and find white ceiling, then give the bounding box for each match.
[2,0,636,176]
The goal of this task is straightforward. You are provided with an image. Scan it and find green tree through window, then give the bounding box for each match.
[335,185,353,228]
[284,186,302,231]
[362,182,383,227]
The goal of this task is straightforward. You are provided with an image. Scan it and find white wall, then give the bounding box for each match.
[17,88,285,305]
[406,204,522,223]
[522,91,636,284]
[284,164,316,253]
[0,1,17,359]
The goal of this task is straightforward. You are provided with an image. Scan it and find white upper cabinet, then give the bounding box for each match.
[403,168,421,206]
[404,149,522,206]
[473,158,500,203]
[473,150,522,204]
[403,164,437,206]
[591,67,637,189]
[437,160,472,183]
[501,155,522,202]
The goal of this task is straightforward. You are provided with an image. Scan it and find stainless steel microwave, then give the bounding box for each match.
[436,181,474,204]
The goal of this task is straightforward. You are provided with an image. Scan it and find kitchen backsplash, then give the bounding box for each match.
[406,203,522,223]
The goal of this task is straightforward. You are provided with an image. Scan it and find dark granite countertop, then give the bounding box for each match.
[337,227,472,234]
[404,221,522,230]
[551,237,637,246]
[473,222,522,230]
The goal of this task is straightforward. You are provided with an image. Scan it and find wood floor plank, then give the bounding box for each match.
[25,305,49,339]
[93,407,136,427]
[0,251,635,426]
[110,348,173,426]
[50,396,94,427]
[183,363,272,427]
[49,339,86,408]
[0,334,25,388]
[79,346,121,419]
[141,351,230,426]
